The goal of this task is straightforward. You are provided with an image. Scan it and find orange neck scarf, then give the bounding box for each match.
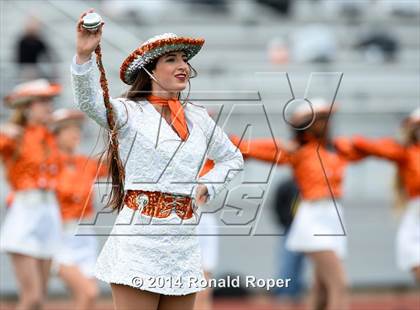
[146,95,189,141]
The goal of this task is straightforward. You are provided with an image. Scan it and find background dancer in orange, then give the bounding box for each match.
[0,79,62,310]
[51,108,108,310]
[231,99,367,310]
[352,108,420,282]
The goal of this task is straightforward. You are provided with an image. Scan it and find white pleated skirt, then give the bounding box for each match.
[95,206,206,296]
[396,197,420,271]
[0,189,62,259]
[286,199,347,258]
[53,221,98,278]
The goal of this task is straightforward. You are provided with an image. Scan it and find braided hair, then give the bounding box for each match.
[96,47,197,212]
[94,45,127,212]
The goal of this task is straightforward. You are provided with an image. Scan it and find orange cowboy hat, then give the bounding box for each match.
[51,108,85,132]
[290,98,338,127]
[120,33,205,85]
[4,79,62,108]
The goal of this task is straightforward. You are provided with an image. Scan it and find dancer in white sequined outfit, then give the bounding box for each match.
[72,9,243,309]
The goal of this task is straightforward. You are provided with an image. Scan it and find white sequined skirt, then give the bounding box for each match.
[95,206,206,295]
[396,198,420,271]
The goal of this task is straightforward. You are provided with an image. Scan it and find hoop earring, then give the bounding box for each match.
[188,63,197,79]
[180,80,191,106]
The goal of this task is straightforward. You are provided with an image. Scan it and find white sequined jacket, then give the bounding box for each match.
[70,56,243,201]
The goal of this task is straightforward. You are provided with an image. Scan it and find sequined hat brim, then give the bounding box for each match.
[120,37,205,85]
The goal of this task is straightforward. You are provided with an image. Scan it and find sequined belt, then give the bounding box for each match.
[124,190,195,219]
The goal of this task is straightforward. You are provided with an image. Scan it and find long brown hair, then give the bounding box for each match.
[106,59,197,213]
[125,62,155,101]
[105,64,154,213]
[10,106,28,126]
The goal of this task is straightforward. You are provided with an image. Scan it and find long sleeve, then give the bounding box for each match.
[196,110,244,201]
[333,137,368,162]
[70,55,129,130]
[230,135,290,165]
[352,136,406,163]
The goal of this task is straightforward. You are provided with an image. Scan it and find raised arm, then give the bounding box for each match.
[351,136,406,163]
[229,135,291,165]
[71,10,128,129]
[333,136,369,162]
[195,108,244,201]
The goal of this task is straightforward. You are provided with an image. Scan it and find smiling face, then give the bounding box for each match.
[151,51,190,98]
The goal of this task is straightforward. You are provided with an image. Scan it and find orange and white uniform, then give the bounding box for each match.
[353,137,420,271]
[0,124,61,191]
[353,138,419,199]
[53,152,107,277]
[232,136,365,200]
[231,136,367,258]
[56,153,107,221]
[0,124,62,258]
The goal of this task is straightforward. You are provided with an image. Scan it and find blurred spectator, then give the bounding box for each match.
[291,24,337,63]
[356,31,399,63]
[267,37,289,65]
[15,16,56,81]
[272,178,306,302]
[101,0,170,24]
[324,0,367,19]
[256,0,292,16]
[103,0,140,24]
[187,0,229,14]
[379,0,420,18]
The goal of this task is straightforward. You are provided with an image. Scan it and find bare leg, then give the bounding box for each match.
[307,251,348,310]
[308,268,327,310]
[111,283,160,310]
[412,266,420,284]
[10,253,44,310]
[158,293,196,310]
[38,259,52,299]
[58,265,99,310]
[193,271,212,310]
